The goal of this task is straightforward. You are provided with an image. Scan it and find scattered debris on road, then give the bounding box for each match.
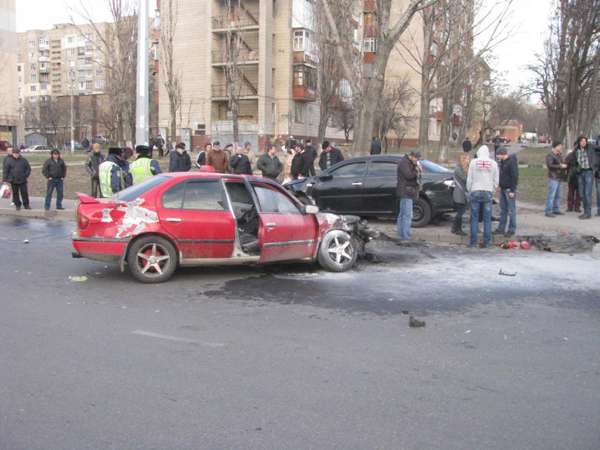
[500,234,599,254]
[409,316,426,328]
[23,239,29,244]
[68,275,88,282]
[499,269,517,277]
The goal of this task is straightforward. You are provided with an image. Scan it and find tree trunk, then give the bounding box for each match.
[170,102,177,144]
[418,90,430,155]
[353,61,387,155]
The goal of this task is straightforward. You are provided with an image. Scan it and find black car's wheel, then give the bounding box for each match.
[318,230,358,272]
[412,198,432,228]
[127,236,178,283]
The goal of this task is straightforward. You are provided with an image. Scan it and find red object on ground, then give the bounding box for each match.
[520,241,531,250]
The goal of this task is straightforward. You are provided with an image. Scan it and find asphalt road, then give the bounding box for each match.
[1,217,599,450]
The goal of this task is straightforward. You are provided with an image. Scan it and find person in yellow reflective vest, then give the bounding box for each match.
[130,145,162,185]
[99,147,127,197]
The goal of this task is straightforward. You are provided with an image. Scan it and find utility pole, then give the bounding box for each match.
[136,0,150,146]
[70,70,76,154]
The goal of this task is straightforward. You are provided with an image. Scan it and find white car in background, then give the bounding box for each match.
[23,145,53,153]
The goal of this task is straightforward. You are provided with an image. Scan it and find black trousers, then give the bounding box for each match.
[11,182,30,208]
[91,177,101,198]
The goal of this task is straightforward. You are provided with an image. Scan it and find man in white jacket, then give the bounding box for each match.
[467,145,499,248]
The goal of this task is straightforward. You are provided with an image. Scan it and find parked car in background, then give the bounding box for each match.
[72,173,373,283]
[23,145,54,153]
[92,135,109,145]
[63,141,83,151]
[285,155,456,228]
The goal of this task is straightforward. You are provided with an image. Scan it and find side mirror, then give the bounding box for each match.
[318,174,333,182]
[304,205,320,215]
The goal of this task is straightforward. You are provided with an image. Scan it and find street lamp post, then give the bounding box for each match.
[136,0,150,146]
[69,69,76,154]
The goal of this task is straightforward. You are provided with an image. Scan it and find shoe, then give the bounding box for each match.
[505,231,515,238]
[493,230,504,235]
[56,207,65,210]
[575,209,582,213]
[452,230,467,236]
[24,206,31,210]
[566,208,573,212]
[44,208,50,211]
[545,213,555,218]
[553,211,564,215]
[579,214,591,220]
[479,243,490,249]
[15,206,21,211]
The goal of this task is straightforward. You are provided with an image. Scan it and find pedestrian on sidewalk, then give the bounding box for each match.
[196,143,210,168]
[2,147,31,210]
[451,147,470,236]
[565,145,582,213]
[205,141,229,173]
[572,136,595,219]
[304,139,317,176]
[257,144,283,181]
[42,149,67,210]
[169,142,193,173]
[545,141,567,217]
[466,145,498,248]
[494,147,519,237]
[370,137,382,155]
[319,141,344,171]
[229,144,253,175]
[396,151,422,242]
[86,143,105,197]
[243,142,257,173]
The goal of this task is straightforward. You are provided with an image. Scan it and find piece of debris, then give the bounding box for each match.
[401,310,410,315]
[499,269,517,277]
[409,316,426,328]
[23,239,29,244]
[68,276,88,283]
[464,329,472,334]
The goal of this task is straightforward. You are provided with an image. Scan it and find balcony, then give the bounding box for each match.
[293,51,318,66]
[212,84,258,100]
[38,55,50,63]
[292,85,317,102]
[212,11,259,32]
[212,49,259,66]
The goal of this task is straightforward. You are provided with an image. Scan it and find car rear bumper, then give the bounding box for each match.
[72,238,128,263]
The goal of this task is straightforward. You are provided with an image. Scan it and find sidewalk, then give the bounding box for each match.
[0,196,76,221]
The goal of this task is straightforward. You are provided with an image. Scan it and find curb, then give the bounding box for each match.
[0,208,74,221]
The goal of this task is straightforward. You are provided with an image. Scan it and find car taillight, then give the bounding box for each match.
[77,210,89,229]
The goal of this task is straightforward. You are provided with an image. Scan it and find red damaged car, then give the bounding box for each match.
[72,173,374,283]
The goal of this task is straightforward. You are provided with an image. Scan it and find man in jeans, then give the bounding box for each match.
[494,147,519,237]
[573,136,595,219]
[396,151,422,241]
[545,141,567,217]
[42,149,67,210]
[467,145,498,248]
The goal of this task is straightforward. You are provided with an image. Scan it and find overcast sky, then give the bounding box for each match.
[16,0,553,90]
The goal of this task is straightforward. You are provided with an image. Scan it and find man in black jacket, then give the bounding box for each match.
[319,141,344,171]
[169,142,192,172]
[370,137,382,155]
[304,139,317,176]
[494,147,519,237]
[229,145,252,175]
[42,149,67,210]
[291,144,310,180]
[86,143,105,197]
[257,144,283,180]
[545,141,567,217]
[396,151,422,241]
[2,148,31,210]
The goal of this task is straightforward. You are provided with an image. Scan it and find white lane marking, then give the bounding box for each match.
[131,330,226,347]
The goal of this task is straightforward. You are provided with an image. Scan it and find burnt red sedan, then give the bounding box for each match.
[72,173,364,283]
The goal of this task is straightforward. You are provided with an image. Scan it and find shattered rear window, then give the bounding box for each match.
[114,175,171,202]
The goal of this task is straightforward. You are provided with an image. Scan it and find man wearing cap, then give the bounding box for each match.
[42,149,67,210]
[169,142,192,172]
[99,147,126,197]
[2,147,31,210]
[130,145,162,185]
[494,147,519,237]
[467,145,499,248]
[206,141,229,173]
[396,151,422,242]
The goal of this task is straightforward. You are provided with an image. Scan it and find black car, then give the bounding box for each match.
[285,155,456,227]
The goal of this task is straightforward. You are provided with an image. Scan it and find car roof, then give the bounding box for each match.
[163,172,275,184]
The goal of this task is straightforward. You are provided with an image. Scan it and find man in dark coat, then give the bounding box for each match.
[2,147,31,210]
[229,145,253,175]
[291,144,310,180]
[42,149,67,210]
[169,142,192,172]
[572,136,595,219]
[257,144,283,180]
[544,141,567,217]
[304,139,317,176]
[86,143,105,197]
[319,141,344,171]
[396,151,422,241]
[494,147,519,237]
[370,137,382,155]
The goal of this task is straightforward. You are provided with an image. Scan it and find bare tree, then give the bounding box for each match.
[72,0,138,145]
[529,0,600,143]
[332,102,355,143]
[160,0,183,145]
[374,77,415,151]
[319,0,438,153]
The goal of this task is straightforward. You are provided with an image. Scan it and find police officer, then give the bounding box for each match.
[99,147,126,197]
[130,145,162,185]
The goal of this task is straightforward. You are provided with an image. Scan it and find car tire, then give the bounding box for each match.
[127,235,178,283]
[412,198,432,228]
[317,230,358,273]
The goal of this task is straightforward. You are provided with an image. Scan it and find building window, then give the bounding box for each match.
[95,79,105,90]
[293,68,304,86]
[294,102,304,124]
[86,80,93,90]
[363,37,377,53]
[30,85,37,92]
[293,30,305,51]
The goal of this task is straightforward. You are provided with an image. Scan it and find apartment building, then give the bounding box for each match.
[0,0,19,147]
